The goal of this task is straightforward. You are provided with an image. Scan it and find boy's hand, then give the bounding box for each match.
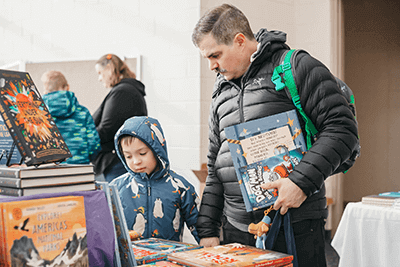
[261,178,306,215]
[199,237,219,247]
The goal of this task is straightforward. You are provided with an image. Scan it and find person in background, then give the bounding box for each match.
[41,70,101,165]
[191,4,358,267]
[93,54,147,183]
[110,116,200,242]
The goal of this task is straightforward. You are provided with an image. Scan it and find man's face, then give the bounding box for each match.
[198,33,249,81]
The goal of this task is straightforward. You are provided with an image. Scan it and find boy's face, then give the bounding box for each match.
[121,138,158,176]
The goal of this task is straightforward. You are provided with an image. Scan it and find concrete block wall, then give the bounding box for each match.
[0,0,202,172]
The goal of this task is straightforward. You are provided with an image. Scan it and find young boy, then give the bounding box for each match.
[110,116,200,243]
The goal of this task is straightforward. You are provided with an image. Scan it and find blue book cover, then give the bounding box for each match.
[224,109,307,212]
[96,181,137,267]
[0,117,22,165]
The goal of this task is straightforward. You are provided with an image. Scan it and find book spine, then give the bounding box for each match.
[0,186,21,196]
[0,177,21,188]
[0,168,20,178]
[0,203,6,266]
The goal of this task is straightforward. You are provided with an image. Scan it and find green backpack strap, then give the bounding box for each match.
[272,49,318,150]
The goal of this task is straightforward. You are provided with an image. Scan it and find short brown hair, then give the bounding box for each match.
[41,70,68,93]
[118,135,137,155]
[192,4,255,47]
[96,54,136,87]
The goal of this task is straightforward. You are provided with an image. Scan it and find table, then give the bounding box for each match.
[331,202,400,267]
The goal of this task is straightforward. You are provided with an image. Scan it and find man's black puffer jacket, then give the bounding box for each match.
[196,29,359,239]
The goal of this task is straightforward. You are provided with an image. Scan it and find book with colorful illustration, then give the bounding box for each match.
[0,116,22,165]
[96,181,137,267]
[167,243,293,267]
[0,69,71,166]
[131,237,202,265]
[224,109,307,212]
[0,195,88,266]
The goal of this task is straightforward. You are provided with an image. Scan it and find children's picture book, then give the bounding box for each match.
[138,259,185,266]
[0,181,95,197]
[167,243,293,267]
[96,181,137,267]
[131,237,202,265]
[0,116,22,165]
[0,195,88,266]
[224,109,307,212]
[0,163,94,178]
[0,69,72,166]
[0,173,95,188]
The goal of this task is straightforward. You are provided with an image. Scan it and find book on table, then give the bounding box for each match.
[0,195,88,266]
[131,237,202,265]
[362,192,400,207]
[96,181,137,267]
[224,109,307,212]
[0,163,94,178]
[167,243,293,267]
[0,69,72,166]
[0,181,96,197]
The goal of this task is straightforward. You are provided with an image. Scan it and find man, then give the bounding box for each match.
[192,4,358,267]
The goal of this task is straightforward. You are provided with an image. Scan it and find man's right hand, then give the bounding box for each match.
[199,237,220,247]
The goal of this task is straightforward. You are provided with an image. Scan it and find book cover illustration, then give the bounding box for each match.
[224,109,307,212]
[132,237,202,265]
[0,69,71,166]
[96,181,137,267]
[0,116,22,165]
[1,195,88,266]
[168,243,293,267]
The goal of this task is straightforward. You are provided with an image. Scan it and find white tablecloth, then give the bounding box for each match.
[331,202,400,267]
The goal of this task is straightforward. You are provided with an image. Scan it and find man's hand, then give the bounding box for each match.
[199,237,220,247]
[261,178,307,215]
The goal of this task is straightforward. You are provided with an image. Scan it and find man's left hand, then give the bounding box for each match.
[261,178,307,215]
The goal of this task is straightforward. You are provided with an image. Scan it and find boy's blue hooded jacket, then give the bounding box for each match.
[110,116,200,242]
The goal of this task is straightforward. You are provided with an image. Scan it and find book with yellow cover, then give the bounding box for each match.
[1,195,88,266]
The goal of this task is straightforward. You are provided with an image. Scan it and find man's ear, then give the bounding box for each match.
[233,33,246,47]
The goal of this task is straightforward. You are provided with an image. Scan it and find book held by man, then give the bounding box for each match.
[224,109,307,212]
[0,195,88,266]
[167,243,293,267]
[0,69,71,166]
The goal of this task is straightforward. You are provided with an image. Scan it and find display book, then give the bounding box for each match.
[131,237,202,265]
[362,191,400,207]
[0,116,22,165]
[96,181,137,267]
[0,69,72,167]
[167,243,293,267]
[0,163,96,197]
[0,195,88,266]
[224,109,307,212]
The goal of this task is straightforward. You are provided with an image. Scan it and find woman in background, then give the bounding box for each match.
[93,53,147,182]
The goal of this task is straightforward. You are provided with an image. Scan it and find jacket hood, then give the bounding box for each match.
[118,78,146,96]
[43,91,78,119]
[114,116,168,179]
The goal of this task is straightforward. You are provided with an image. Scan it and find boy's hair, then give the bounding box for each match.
[118,135,137,155]
[192,3,255,47]
[41,70,68,94]
[96,54,136,87]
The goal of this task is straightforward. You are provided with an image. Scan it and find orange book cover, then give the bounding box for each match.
[1,195,88,266]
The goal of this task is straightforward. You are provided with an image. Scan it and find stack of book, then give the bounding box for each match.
[362,191,400,207]
[0,163,96,197]
[167,243,294,267]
